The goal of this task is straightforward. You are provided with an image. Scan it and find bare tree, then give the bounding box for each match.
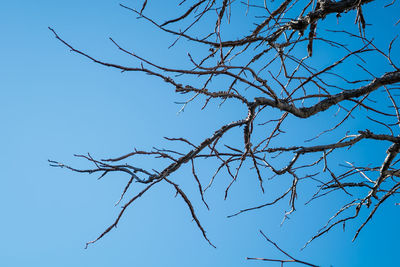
[49,0,399,265]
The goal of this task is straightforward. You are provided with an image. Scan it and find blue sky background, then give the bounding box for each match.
[1,1,399,266]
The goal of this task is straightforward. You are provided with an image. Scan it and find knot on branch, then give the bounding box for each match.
[288,18,308,35]
[164,77,173,83]
[358,129,372,137]
[316,0,334,11]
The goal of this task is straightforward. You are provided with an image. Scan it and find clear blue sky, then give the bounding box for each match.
[1,1,399,266]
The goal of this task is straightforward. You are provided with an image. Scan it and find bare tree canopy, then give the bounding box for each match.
[49,0,399,265]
